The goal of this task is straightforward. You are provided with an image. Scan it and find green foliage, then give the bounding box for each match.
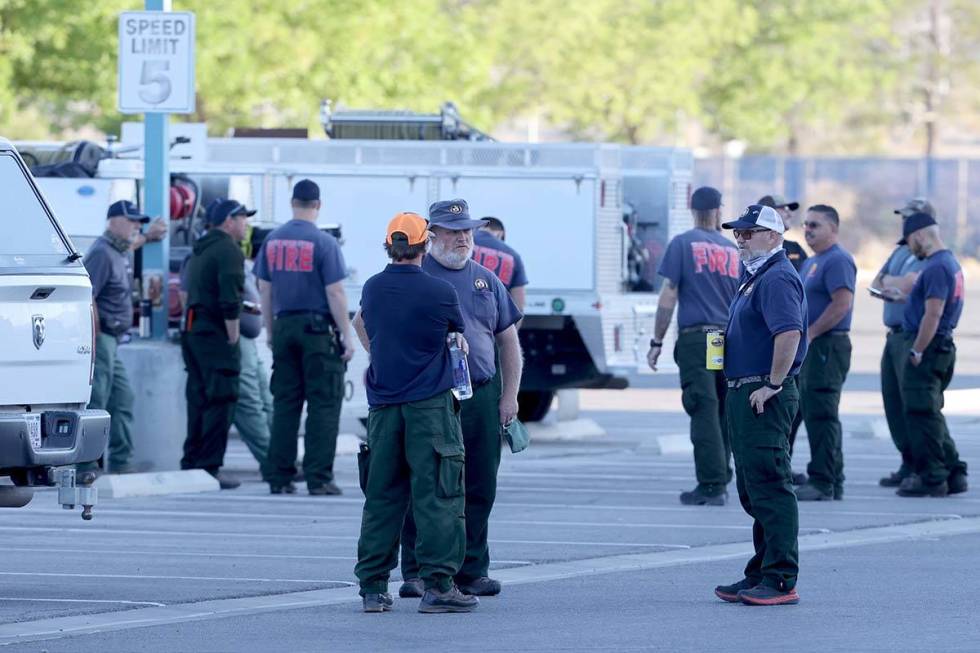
[0,0,974,150]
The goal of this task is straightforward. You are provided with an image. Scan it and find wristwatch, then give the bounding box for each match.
[764,381,782,391]
[650,339,663,348]
[910,349,923,360]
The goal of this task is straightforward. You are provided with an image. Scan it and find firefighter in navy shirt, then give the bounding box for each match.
[894,212,968,497]
[472,216,528,313]
[714,204,807,607]
[353,212,478,614]
[647,186,739,506]
[255,179,353,496]
[794,205,856,502]
[399,199,523,600]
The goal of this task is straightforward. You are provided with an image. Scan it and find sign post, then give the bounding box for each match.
[118,3,195,338]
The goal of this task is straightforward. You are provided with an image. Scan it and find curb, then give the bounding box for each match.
[527,418,606,442]
[94,470,220,499]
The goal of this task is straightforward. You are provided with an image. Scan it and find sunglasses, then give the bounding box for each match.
[733,228,770,240]
[803,221,823,229]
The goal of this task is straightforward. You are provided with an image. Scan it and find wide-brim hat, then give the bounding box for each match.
[428,199,486,230]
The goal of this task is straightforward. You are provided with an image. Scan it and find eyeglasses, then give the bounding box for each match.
[733,228,769,240]
[803,221,823,229]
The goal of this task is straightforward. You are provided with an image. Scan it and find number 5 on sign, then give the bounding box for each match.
[139,61,172,105]
[118,11,195,114]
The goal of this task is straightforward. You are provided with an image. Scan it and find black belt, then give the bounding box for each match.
[472,376,493,389]
[276,310,330,319]
[816,331,850,338]
[727,375,769,389]
[679,324,724,335]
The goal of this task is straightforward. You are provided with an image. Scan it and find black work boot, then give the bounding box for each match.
[714,578,756,603]
[208,470,240,490]
[679,484,727,506]
[270,482,296,495]
[418,586,479,613]
[362,592,393,613]
[308,481,343,496]
[795,483,833,501]
[896,474,948,497]
[833,484,844,501]
[398,578,424,598]
[879,467,912,487]
[948,471,968,495]
[738,584,800,606]
[457,577,501,596]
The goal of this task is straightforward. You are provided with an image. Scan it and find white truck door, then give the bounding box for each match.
[441,176,596,292]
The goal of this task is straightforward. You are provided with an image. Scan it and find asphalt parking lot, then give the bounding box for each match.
[1,366,979,651]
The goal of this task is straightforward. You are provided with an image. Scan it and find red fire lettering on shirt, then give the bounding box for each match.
[691,242,739,278]
[265,239,315,273]
[298,241,314,272]
[691,242,709,273]
[472,245,515,286]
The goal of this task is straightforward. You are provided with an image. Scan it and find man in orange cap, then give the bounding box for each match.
[353,212,478,614]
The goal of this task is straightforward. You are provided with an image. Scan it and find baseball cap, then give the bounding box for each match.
[292,179,320,202]
[894,198,935,218]
[722,204,786,234]
[902,211,937,239]
[386,212,429,246]
[205,198,256,225]
[758,194,800,211]
[107,200,150,223]
[428,199,486,231]
[690,186,722,211]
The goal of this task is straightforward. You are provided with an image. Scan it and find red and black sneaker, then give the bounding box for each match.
[738,584,800,606]
[714,578,756,603]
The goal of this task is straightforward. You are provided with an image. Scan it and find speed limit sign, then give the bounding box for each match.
[118,11,195,114]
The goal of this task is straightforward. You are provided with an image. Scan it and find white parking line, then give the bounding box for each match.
[0,572,355,585]
[0,597,166,607]
[0,526,678,548]
[2,516,977,646]
[0,548,532,566]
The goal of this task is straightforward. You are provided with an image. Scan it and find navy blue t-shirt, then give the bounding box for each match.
[724,251,809,379]
[472,230,529,290]
[902,250,964,337]
[799,244,856,331]
[253,220,347,316]
[361,264,465,407]
[657,228,739,328]
[422,256,522,384]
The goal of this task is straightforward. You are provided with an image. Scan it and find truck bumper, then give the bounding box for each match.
[0,409,110,470]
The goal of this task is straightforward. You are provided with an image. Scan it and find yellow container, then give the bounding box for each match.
[706,331,724,370]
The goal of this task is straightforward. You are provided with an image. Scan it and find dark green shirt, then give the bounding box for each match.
[185,229,244,332]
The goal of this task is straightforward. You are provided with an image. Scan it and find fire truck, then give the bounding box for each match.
[16,102,693,424]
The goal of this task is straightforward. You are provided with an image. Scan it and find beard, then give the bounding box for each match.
[429,238,472,269]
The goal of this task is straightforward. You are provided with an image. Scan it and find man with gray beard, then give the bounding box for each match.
[399,199,523,599]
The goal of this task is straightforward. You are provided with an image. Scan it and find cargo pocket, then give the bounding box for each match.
[207,368,240,402]
[357,443,370,494]
[433,441,465,498]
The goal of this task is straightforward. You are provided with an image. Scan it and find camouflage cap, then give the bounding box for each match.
[894,197,935,218]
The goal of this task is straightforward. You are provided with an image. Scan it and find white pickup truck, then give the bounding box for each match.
[0,138,108,519]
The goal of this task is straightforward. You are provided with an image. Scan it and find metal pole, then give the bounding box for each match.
[143,0,172,339]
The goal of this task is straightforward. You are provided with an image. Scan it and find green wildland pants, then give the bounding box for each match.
[83,332,135,471]
[881,329,914,475]
[267,314,345,488]
[181,330,241,472]
[799,333,851,492]
[900,334,967,485]
[727,377,800,591]
[355,390,466,594]
[402,368,502,583]
[674,330,732,487]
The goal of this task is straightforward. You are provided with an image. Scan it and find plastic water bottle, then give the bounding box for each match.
[448,335,473,400]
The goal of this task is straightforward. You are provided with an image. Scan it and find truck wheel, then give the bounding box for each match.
[517,390,555,423]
